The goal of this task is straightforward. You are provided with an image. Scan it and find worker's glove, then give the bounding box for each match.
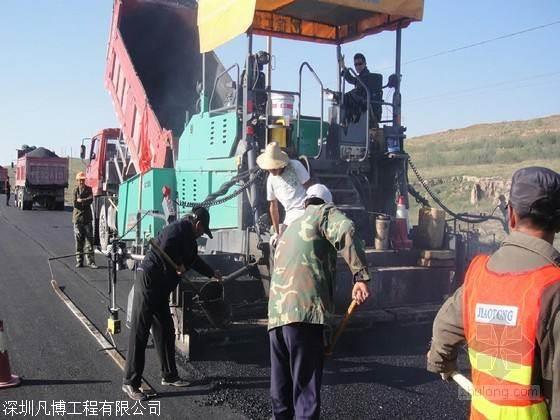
[213,270,223,281]
[270,233,279,248]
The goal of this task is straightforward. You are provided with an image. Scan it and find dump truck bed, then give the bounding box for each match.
[105,0,231,173]
[15,156,69,188]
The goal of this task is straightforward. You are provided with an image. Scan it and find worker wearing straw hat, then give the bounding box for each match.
[257,142,311,246]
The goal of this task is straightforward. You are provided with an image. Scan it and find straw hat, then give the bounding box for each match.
[76,171,86,180]
[256,142,289,170]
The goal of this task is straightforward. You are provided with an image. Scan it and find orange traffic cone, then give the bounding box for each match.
[0,320,21,388]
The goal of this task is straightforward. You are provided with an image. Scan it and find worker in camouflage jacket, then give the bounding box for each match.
[72,172,96,269]
[268,184,371,420]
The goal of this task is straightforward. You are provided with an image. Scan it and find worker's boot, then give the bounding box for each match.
[75,261,83,268]
[161,376,191,387]
[122,384,147,401]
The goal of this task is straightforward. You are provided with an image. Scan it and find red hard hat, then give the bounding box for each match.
[162,185,171,197]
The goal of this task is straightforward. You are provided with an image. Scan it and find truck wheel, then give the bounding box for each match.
[99,204,110,252]
[55,202,65,211]
[23,201,32,211]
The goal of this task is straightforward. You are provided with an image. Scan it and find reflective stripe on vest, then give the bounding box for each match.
[468,348,532,386]
[471,395,549,420]
[463,255,560,420]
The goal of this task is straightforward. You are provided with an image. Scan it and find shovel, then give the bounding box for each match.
[450,371,473,396]
[324,300,358,357]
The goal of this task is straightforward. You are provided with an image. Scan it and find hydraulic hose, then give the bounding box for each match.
[408,156,504,225]
[175,167,264,209]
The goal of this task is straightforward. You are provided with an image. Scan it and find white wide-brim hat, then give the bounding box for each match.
[306,184,333,204]
[256,142,289,170]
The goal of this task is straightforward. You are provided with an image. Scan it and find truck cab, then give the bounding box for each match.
[81,128,125,250]
[83,128,124,197]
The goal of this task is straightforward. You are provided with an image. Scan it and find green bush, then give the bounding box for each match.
[407,132,560,168]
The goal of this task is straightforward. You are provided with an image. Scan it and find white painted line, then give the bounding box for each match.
[50,279,157,397]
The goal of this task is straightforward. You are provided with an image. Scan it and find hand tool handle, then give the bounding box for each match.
[325,300,358,356]
[450,371,474,396]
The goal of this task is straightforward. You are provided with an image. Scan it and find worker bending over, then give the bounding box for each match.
[268,184,370,419]
[122,207,222,401]
[257,142,311,245]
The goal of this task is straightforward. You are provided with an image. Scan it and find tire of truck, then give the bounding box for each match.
[20,188,32,210]
[98,204,110,252]
[55,201,65,211]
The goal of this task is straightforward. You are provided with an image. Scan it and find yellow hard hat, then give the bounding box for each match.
[76,171,86,180]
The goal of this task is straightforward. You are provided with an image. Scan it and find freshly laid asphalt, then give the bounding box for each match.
[0,199,469,419]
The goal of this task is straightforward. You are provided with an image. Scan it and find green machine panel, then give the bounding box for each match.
[179,111,238,160]
[175,159,240,229]
[175,108,241,229]
[296,117,329,157]
[118,168,176,241]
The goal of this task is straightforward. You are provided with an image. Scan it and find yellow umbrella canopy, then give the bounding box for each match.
[198,0,424,52]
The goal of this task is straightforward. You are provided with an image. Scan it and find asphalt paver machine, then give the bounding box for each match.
[99,0,460,357]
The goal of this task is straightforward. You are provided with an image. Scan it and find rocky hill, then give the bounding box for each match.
[406,114,560,246]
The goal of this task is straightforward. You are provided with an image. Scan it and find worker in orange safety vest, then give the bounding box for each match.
[427,166,560,420]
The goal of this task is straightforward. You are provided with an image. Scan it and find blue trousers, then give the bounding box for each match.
[269,323,324,420]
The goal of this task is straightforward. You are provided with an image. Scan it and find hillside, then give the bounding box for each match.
[406,114,560,246]
[407,114,560,179]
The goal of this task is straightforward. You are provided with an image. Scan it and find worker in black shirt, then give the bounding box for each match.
[340,53,383,124]
[122,206,222,401]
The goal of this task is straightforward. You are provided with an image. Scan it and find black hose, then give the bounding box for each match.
[175,167,264,209]
[408,156,503,224]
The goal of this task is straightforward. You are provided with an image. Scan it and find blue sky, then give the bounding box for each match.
[1,0,559,165]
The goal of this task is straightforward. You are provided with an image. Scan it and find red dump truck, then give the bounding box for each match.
[81,0,229,249]
[0,166,7,194]
[14,147,69,210]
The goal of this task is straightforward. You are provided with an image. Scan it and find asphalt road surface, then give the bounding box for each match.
[0,199,469,419]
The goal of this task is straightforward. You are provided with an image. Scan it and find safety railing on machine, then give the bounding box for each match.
[209,63,240,115]
[297,62,325,159]
[341,68,396,162]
